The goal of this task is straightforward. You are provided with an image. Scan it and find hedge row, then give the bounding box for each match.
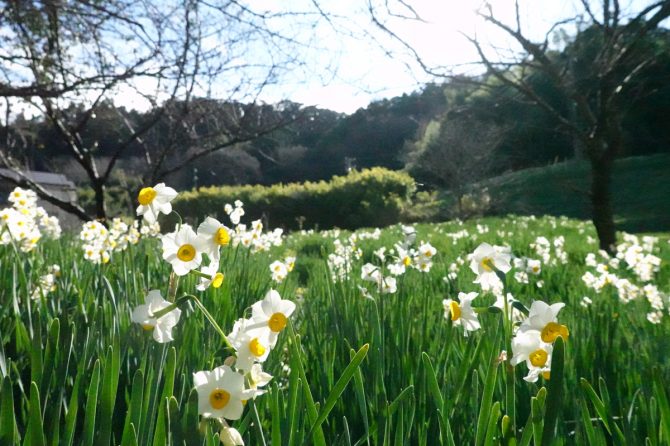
[173,168,416,230]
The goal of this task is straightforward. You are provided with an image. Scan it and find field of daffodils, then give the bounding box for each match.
[0,184,669,445]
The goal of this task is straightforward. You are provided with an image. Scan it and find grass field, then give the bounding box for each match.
[456,154,670,233]
[1,198,670,445]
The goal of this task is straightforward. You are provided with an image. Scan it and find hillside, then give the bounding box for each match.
[474,154,670,233]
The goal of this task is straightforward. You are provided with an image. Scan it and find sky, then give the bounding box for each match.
[102,0,591,115]
[252,0,588,113]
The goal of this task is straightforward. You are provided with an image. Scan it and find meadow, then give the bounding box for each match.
[1,187,669,445]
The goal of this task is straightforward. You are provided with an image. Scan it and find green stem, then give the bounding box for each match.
[190,295,234,351]
[167,272,179,302]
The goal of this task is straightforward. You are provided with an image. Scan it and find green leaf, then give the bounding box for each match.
[81,360,101,446]
[484,401,501,446]
[97,343,121,446]
[652,367,670,444]
[0,376,19,444]
[286,323,326,446]
[307,344,369,438]
[25,381,46,446]
[476,326,501,446]
[541,336,566,445]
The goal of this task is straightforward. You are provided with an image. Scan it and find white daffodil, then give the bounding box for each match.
[270,260,288,283]
[418,242,437,260]
[284,256,296,272]
[442,292,481,336]
[220,426,244,446]
[193,365,255,420]
[380,276,397,294]
[197,261,225,291]
[225,201,245,225]
[388,245,413,276]
[518,300,569,343]
[247,364,273,394]
[161,224,205,276]
[136,183,177,223]
[131,290,181,343]
[373,247,387,261]
[510,330,553,383]
[361,263,381,282]
[197,217,231,260]
[228,319,273,372]
[249,289,296,347]
[527,259,542,275]
[469,243,512,287]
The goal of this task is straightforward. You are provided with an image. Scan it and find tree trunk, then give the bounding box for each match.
[590,156,616,253]
[93,180,108,223]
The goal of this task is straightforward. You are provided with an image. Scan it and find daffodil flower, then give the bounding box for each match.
[131,290,181,343]
[442,292,481,336]
[193,365,255,420]
[518,301,569,343]
[469,242,512,287]
[510,330,553,382]
[136,183,177,224]
[196,261,225,291]
[228,319,273,372]
[248,289,296,347]
[197,217,231,260]
[161,224,205,276]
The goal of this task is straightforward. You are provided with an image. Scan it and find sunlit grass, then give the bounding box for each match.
[1,215,669,445]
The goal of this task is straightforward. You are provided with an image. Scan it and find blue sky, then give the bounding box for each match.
[105,1,660,114]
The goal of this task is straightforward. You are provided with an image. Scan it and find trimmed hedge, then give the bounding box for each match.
[173,168,416,230]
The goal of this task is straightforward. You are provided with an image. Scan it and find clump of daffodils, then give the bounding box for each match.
[270,256,296,283]
[0,187,61,252]
[328,236,362,282]
[30,264,61,300]
[530,236,568,267]
[79,218,147,264]
[129,184,298,442]
[193,289,296,434]
[511,301,569,382]
[582,234,666,323]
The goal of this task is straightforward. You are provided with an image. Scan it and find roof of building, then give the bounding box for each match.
[0,168,76,189]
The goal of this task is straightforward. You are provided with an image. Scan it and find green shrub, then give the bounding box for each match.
[173,168,416,230]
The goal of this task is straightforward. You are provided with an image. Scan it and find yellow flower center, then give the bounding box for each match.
[209,389,231,410]
[249,338,266,357]
[142,323,154,331]
[529,349,548,367]
[403,256,412,266]
[212,272,224,288]
[542,371,551,380]
[449,301,461,321]
[541,322,569,343]
[480,257,494,272]
[532,266,539,273]
[215,227,230,246]
[18,199,26,206]
[287,262,295,271]
[177,244,196,262]
[138,187,157,206]
[268,312,288,332]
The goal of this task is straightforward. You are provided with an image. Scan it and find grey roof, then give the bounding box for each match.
[0,168,76,189]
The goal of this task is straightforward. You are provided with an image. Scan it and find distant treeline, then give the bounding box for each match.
[5,26,670,216]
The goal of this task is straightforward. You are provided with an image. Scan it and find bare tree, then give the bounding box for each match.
[0,0,330,222]
[368,0,670,252]
[407,111,504,218]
